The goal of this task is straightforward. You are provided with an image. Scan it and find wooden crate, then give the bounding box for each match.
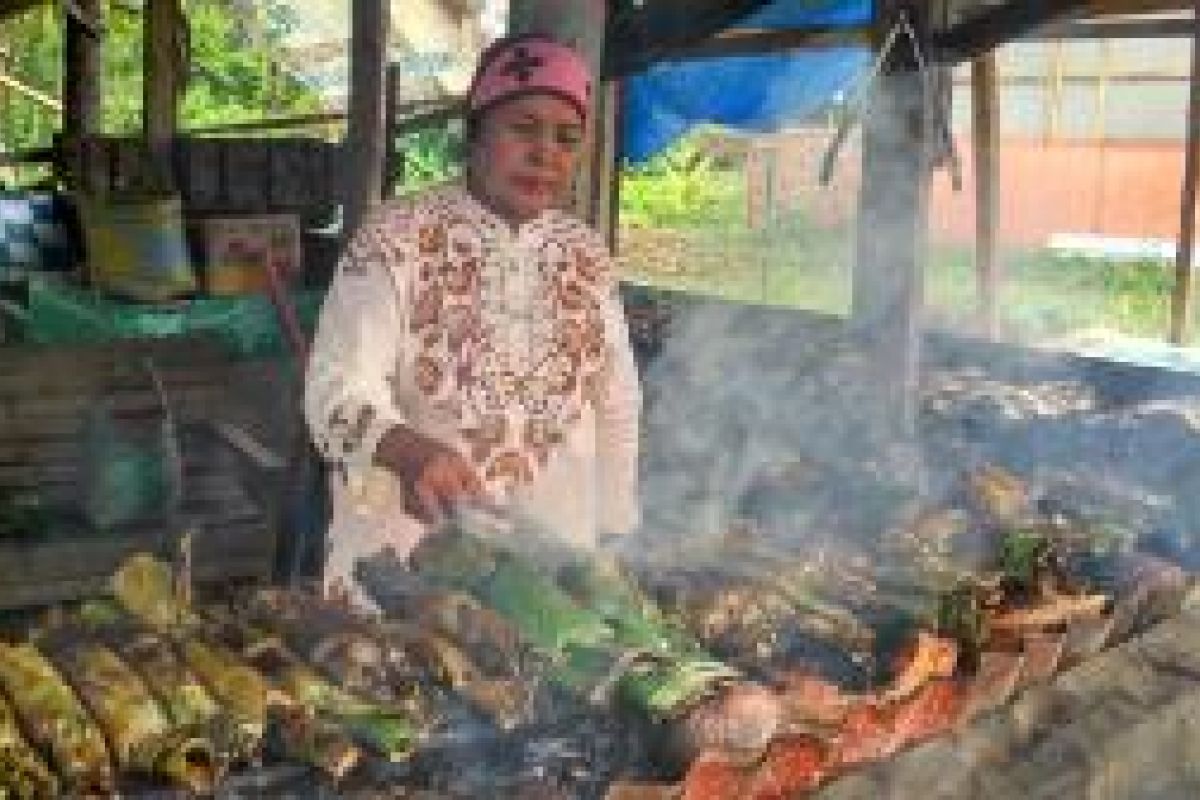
[0,336,299,610]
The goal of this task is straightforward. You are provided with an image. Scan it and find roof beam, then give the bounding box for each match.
[933,0,1095,63]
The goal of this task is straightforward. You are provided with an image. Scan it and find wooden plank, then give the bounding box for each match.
[972,51,1000,337]
[222,140,272,212]
[0,389,239,430]
[0,522,271,582]
[184,111,346,136]
[269,139,331,211]
[76,135,113,193]
[0,348,260,392]
[113,138,155,192]
[0,354,261,393]
[1171,2,1200,345]
[0,525,275,610]
[344,0,389,234]
[178,138,225,211]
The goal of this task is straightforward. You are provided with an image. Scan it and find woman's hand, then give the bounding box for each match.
[374,426,487,523]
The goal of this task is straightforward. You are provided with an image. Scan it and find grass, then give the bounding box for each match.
[618,166,1190,348]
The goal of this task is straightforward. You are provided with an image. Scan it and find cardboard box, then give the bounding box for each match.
[198,214,301,296]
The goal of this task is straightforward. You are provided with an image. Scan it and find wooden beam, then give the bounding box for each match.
[344,0,389,235]
[972,51,1000,337]
[653,26,871,62]
[143,0,182,188]
[183,111,348,136]
[1170,2,1200,344]
[1085,0,1191,13]
[0,69,61,111]
[0,0,46,21]
[63,0,100,133]
[510,0,611,231]
[932,0,1093,64]
[590,78,621,250]
[0,147,55,166]
[62,0,101,185]
[1033,15,1195,40]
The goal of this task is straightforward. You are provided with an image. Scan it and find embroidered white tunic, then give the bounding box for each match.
[305,184,640,602]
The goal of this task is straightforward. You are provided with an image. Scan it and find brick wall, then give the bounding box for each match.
[747,132,1191,249]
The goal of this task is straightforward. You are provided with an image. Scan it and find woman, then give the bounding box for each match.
[306,33,640,608]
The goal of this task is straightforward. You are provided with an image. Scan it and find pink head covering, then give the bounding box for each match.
[468,35,593,121]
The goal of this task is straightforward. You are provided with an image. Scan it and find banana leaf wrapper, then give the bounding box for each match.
[415,533,739,718]
[180,639,273,750]
[376,621,530,730]
[0,643,113,794]
[477,555,615,654]
[183,633,371,777]
[50,642,218,792]
[263,706,362,782]
[109,553,191,630]
[62,599,252,770]
[241,590,419,707]
[557,557,701,657]
[0,690,58,798]
[124,632,222,730]
[214,619,417,763]
[615,657,741,720]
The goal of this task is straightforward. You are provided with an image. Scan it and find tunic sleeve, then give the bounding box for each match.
[305,210,410,492]
[591,245,642,538]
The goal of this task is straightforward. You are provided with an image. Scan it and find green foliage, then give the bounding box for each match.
[619,133,744,229]
[0,3,63,184]
[393,123,464,196]
[180,0,322,129]
[0,0,326,185]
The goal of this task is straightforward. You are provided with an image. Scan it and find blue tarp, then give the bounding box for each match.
[622,0,874,163]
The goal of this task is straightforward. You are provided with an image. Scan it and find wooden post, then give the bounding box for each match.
[853,2,933,437]
[972,51,1000,336]
[383,63,401,197]
[344,0,390,236]
[1170,2,1200,345]
[62,0,101,188]
[590,78,622,250]
[509,0,611,231]
[143,0,182,187]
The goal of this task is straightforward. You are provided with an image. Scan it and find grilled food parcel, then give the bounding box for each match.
[0,642,114,795]
[0,553,430,794]
[395,525,783,760]
[393,463,1179,797]
[108,555,420,775]
[0,681,59,798]
[659,468,1191,799]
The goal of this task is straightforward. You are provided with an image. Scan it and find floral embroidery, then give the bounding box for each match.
[418,224,446,255]
[405,187,611,494]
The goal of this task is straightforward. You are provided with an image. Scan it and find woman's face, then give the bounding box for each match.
[468,92,585,225]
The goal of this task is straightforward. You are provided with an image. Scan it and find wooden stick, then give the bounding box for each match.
[972,51,1000,337]
[1170,2,1200,345]
[0,70,61,111]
